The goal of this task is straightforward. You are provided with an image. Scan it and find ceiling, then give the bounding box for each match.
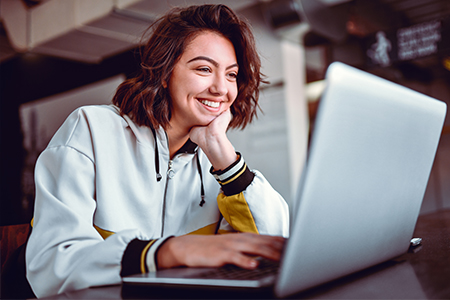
[379,0,450,25]
[0,0,449,66]
[0,0,260,63]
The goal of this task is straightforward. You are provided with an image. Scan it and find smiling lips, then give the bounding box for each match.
[199,99,221,109]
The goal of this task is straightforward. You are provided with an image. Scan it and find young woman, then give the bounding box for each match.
[26,4,289,298]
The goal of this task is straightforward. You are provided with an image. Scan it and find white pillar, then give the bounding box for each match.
[281,40,309,202]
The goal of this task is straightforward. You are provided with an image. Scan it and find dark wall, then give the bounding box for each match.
[0,49,141,225]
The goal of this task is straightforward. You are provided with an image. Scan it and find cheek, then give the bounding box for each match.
[229,83,238,103]
[169,78,198,104]
[184,77,210,98]
[227,84,238,112]
[228,95,237,108]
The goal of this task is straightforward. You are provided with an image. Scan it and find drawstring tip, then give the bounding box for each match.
[156,173,162,182]
[199,197,205,207]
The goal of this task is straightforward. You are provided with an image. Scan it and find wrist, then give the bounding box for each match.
[205,137,237,171]
[210,153,255,196]
[155,236,180,269]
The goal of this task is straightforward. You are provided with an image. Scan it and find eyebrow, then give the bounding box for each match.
[187,56,238,70]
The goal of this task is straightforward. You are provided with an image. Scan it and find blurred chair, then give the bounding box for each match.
[1,224,30,269]
[1,223,35,299]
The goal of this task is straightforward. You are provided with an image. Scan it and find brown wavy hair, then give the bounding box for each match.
[112,4,264,130]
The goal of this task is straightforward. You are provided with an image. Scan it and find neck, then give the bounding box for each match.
[166,125,190,159]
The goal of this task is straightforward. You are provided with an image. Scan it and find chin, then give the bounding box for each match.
[197,115,217,126]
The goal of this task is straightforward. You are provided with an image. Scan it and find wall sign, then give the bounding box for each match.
[397,21,441,61]
[365,19,449,67]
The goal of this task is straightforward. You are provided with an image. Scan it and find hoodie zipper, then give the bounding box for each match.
[161,159,174,237]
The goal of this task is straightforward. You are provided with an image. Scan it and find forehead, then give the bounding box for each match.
[181,31,236,62]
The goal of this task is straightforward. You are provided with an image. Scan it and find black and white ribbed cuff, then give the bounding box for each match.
[120,236,173,277]
[121,239,153,277]
[210,153,255,196]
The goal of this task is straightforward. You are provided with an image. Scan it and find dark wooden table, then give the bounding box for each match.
[39,209,450,299]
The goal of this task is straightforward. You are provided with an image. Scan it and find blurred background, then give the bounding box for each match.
[1,0,449,226]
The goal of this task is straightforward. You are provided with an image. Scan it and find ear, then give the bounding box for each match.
[162,80,167,88]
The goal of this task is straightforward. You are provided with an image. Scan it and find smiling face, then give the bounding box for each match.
[167,31,238,132]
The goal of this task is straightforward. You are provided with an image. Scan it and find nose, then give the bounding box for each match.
[209,74,227,96]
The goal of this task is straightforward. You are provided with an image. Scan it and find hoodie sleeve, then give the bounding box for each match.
[25,110,155,298]
[211,154,289,237]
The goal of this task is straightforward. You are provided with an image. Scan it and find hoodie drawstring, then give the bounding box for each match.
[151,127,205,206]
[196,155,206,207]
[151,127,163,182]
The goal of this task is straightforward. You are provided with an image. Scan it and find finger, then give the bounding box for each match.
[227,252,259,270]
[238,233,286,251]
[213,109,232,125]
[223,108,232,119]
[184,245,257,269]
[228,234,285,261]
[261,236,287,252]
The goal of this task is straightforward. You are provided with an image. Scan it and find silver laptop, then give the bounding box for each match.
[123,62,447,298]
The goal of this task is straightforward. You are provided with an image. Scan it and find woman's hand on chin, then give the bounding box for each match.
[189,109,237,170]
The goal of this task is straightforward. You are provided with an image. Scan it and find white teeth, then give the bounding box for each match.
[200,100,220,108]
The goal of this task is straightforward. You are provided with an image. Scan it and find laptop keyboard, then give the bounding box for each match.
[197,258,280,280]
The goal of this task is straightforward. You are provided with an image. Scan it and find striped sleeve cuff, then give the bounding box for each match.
[210,153,255,196]
[146,236,174,272]
[120,239,156,277]
[120,236,175,277]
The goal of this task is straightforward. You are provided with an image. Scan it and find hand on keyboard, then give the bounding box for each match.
[156,233,286,270]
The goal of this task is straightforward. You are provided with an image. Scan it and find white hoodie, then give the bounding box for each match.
[26,105,289,297]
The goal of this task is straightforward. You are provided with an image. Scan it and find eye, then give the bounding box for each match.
[197,67,212,73]
[227,71,238,80]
